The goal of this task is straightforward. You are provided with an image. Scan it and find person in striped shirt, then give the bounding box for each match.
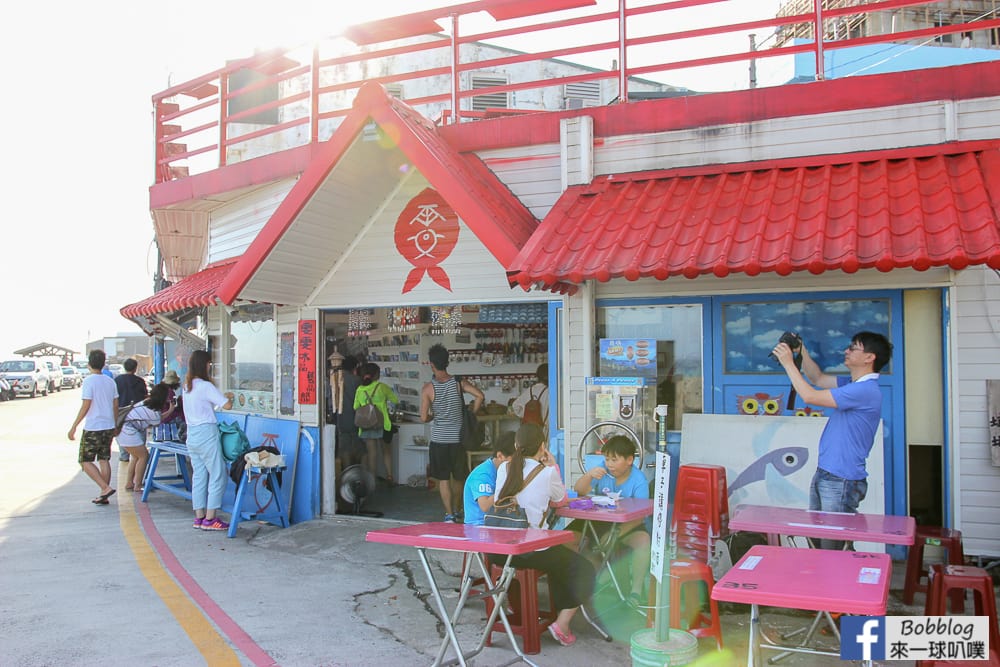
[420,344,484,523]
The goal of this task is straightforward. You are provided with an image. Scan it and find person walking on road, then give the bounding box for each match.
[114,358,149,462]
[184,350,235,532]
[68,349,118,505]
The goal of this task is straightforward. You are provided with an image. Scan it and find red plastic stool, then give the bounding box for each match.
[673,464,730,534]
[482,564,555,655]
[917,564,999,667]
[903,526,965,611]
[645,560,724,650]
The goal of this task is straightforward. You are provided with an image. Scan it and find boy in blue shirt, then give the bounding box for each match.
[573,435,650,608]
[462,432,516,526]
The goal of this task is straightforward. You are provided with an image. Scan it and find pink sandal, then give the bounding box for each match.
[548,623,576,646]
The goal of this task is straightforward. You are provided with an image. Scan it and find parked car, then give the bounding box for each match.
[107,364,125,377]
[61,366,82,389]
[44,361,63,392]
[0,359,49,397]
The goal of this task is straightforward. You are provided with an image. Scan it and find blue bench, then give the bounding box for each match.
[142,413,299,539]
[141,422,193,502]
[141,413,245,503]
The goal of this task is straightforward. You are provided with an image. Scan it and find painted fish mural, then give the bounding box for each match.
[729,446,809,495]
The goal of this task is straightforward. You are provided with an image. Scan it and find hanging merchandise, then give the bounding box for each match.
[348,308,373,337]
[430,305,462,335]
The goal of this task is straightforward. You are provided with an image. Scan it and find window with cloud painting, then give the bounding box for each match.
[722,299,892,375]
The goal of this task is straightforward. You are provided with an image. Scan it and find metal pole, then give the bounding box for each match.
[749,33,757,89]
[450,14,460,124]
[652,404,671,642]
[618,0,628,103]
[814,0,825,81]
[310,44,320,143]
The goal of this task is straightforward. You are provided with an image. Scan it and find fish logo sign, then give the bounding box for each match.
[729,446,809,495]
[395,188,458,293]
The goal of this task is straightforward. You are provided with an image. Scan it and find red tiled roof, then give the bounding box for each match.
[508,144,1000,292]
[120,259,237,319]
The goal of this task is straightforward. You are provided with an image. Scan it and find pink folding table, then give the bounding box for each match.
[727,504,913,662]
[711,545,892,667]
[729,504,916,548]
[366,522,575,667]
[556,498,654,605]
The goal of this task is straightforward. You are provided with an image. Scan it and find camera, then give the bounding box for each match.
[769,331,802,360]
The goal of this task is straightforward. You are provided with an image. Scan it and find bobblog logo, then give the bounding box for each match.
[394,188,458,293]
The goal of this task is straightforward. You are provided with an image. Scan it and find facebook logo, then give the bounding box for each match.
[841,616,886,660]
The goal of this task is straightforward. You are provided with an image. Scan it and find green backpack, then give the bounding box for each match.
[219,420,250,462]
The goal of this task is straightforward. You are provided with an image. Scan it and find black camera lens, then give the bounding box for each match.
[769,332,801,360]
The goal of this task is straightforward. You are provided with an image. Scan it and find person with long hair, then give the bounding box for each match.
[492,424,595,647]
[117,382,177,493]
[353,362,399,483]
[184,350,234,531]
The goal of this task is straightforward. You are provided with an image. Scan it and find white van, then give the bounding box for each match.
[0,359,49,398]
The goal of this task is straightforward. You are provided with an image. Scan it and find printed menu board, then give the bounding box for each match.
[599,338,657,379]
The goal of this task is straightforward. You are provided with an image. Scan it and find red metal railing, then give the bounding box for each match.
[152,0,1000,184]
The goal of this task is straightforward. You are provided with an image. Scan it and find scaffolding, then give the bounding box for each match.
[774,0,1000,47]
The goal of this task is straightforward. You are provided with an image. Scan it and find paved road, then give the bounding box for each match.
[4,392,928,666]
[0,391,677,666]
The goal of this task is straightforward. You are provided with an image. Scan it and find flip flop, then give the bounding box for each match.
[98,489,117,501]
[92,497,110,505]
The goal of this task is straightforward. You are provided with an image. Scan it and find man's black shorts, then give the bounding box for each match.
[428,441,468,481]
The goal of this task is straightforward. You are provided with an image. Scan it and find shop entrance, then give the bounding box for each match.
[322,303,549,521]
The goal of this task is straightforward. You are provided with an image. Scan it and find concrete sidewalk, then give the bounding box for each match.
[145,487,937,666]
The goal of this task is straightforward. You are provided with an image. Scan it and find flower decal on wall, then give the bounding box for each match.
[394,188,458,293]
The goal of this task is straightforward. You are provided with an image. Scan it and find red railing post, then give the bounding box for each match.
[618,0,628,103]
[311,44,320,143]
[450,13,460,124]
[814,0,825,81]
[218,73,228,168]
[153,100,164,183]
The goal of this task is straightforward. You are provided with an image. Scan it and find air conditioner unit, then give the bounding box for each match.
[565,97,599,110]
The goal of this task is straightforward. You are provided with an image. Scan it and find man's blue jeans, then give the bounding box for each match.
[809,468,868,550]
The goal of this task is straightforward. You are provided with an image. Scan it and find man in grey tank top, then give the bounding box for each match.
[420,344,484,523]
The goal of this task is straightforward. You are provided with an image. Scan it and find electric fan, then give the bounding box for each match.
[338,465,383,517]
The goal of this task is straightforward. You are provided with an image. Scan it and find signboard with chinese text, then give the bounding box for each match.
[297,320,317,404]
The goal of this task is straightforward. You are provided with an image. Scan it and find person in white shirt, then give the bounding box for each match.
[492,424,594,647]
[510,363,548,430]
[68,349,119,505]
[183,350,234,532]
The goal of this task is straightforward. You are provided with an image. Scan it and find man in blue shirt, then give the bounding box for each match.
[573,435,650,608]
[774,330,892,549]
[462,432,516,526]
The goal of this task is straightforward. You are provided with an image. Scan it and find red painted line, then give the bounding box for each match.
[135,500,279,667]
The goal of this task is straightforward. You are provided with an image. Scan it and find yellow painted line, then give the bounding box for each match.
[117,476,241,666]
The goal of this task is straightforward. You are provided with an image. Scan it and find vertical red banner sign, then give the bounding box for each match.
[297,320,317,404]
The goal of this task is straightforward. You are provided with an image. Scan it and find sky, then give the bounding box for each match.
[0,0,781,362]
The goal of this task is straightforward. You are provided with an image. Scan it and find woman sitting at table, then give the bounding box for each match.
[492,423,595,647]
